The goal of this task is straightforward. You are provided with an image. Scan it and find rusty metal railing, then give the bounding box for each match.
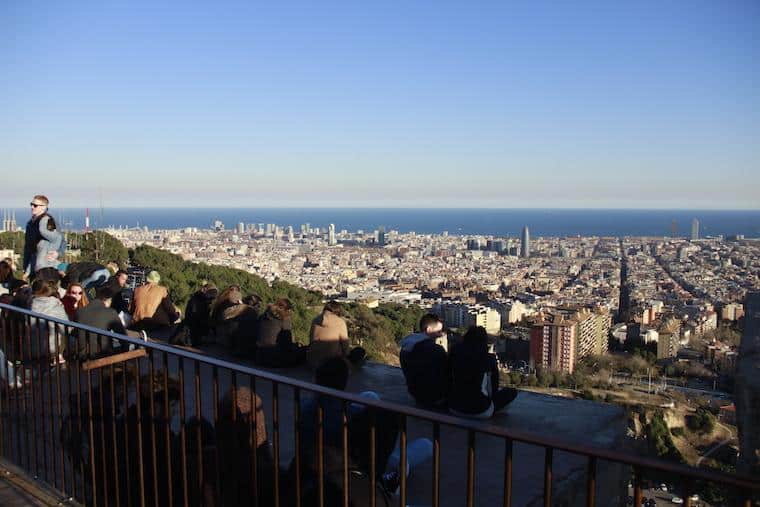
[0,302,757,506]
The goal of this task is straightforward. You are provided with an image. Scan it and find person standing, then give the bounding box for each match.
[23,195,63,280]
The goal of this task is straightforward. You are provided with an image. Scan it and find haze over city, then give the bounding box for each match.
[3,1,759,209]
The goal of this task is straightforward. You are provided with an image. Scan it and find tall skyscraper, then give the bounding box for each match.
[1,210,15,232]
[328,223,336,245]
[691,218,700,241]
[378,226,386,246]
[521,226,530,258]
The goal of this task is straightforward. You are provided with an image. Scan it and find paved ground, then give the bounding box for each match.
[201,346,632,506]
[0,463,66,506]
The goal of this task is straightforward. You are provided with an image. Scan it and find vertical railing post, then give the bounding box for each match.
[162,352,174,507]
[341,401,350,507]
[399,414,407,507]
[543,447,553,507]
[503,438,513,507]
[466,430,476,507]
[272,381,281,507]
[586,456,597,507]
[293,387,302,507]
[432,422,441,507]
[178,357,189,507]
[633,466,643,507]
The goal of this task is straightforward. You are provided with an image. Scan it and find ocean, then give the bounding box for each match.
[9,208,760,238]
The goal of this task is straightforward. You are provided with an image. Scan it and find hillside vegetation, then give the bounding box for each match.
[2,230,424,362]
[131,244,423,363]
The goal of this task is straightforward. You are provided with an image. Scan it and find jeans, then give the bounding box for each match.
[81,269,111,290]
[0,349,20,387]
[355,391,433,476]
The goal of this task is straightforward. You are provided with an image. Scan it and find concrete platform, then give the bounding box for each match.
[200,346,631,506]
[0,461,69,506]
[0,341,630,506]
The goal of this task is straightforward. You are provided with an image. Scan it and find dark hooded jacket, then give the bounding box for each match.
[399,333,448,407]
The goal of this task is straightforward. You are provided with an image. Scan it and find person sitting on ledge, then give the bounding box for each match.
[109,269,130,315]
[129,270,180,339]
[448,326,518,419]
[255,298,305,367]
[62,282,89,320]
[74,282,128,359]
[288,356,432,506]
[210,285,259,355]
[307,301,365,369]
[399,313,449,408]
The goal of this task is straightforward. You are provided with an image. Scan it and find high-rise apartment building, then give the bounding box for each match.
[530,313,577,373]
[521,226,530,258]
[530,307,611,373]
[377,226,386,246]
[328,223,336,246]
[2,210,17,232]
[691,218,700,241]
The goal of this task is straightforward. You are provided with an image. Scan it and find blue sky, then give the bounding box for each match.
[2,1,758,208]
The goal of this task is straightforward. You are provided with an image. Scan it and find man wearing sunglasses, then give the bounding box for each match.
[23,195,63,281]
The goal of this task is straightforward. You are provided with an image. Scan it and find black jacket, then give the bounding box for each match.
[185,291,214,337]
[399,333,449,406]
[448,341,500,415]
[64,262,105,288]
[256,311,293,349]
[75,299,126,358]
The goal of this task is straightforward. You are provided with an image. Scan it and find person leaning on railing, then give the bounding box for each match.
[29,278,68,363]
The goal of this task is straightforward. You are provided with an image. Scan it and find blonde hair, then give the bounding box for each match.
[32,195,49,205]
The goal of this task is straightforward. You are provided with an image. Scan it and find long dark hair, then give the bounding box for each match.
[46,215,57,231]
[463,326,489,354]
[0,261,12,283]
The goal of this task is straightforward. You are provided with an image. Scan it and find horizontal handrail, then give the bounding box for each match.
[1,301,757,494]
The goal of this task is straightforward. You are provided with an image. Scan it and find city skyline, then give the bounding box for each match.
[3,2,759,209]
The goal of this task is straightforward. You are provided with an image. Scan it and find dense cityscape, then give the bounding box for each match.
[104,218,758,376]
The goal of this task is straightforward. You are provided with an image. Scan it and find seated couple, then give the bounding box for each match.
[400,314,518,419]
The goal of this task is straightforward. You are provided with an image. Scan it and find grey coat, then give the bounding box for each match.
[25,215,63,275]
[30,296,68,356]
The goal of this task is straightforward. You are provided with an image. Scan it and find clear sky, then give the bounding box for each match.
[2,1,759,209]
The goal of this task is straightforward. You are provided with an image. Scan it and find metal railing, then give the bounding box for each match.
[0,302,757,507]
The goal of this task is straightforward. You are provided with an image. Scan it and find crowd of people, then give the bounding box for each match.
[3,195,519,419]
[1,195,521,504]
[1,195,372,379]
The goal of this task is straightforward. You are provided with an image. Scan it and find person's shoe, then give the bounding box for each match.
[381,471,400,496]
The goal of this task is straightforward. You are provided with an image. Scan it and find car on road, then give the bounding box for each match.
[671,497,684,504]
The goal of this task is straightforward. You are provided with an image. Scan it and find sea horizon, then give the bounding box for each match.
[6,207,760,239]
